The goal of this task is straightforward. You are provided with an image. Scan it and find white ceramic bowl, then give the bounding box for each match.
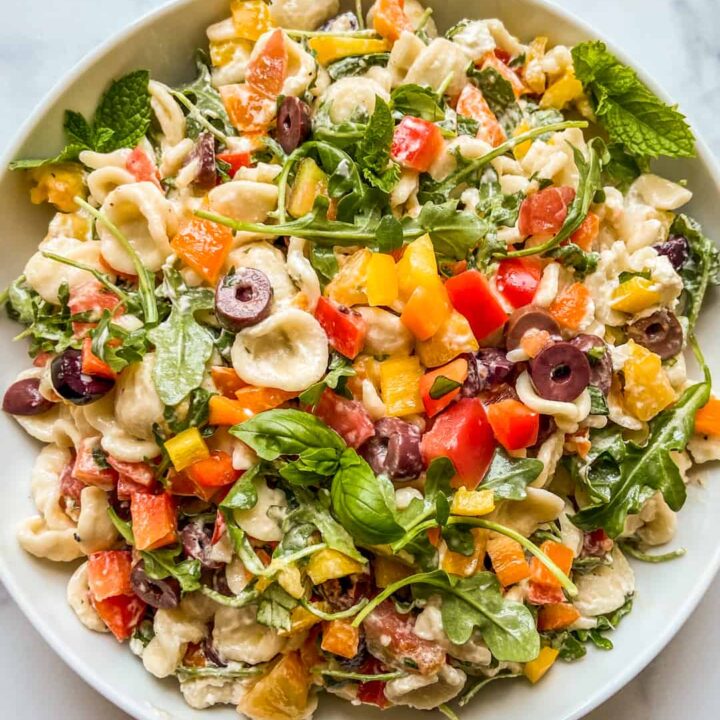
[1,1,719,719]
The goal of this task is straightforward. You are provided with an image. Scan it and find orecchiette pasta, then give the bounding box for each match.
[404,39,471,99]
[388,31,426,87]
[212,606,287,665]
[321,76,390,124]
[149,80,187,147]
[486,488,565,537]
[573,547,635,617]
[384,665,467,710]
[286,237,321,311]
[17,517,83,562]
[76,486,120,554]
[356,307,415,357]
[269,0,339,30]
[208,180,279,223]
[180,676,250,710]
[231,477,287,542]
[114,353,165,442]
[67,562,108,633]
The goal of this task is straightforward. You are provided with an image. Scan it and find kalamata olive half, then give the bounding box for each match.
[529,342,591,402]
[2,378,54,416]
[276,97,312,154]
[654,235,689,271]
[627,310,684,360]
[359,418,423,480]
[51,349,115,405]
[505,305,561,352]
[462,349,515,397]
[214,268,273,332]
[569,334,613,396]
[131,560,181,610]
[187,131,217,190]
[181,521,223,570]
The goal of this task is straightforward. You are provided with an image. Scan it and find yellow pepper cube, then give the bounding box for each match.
[524,647,560,684]
[440,528,488,578]
[278,565,305,599]
[611,276,662,314]
[164,427,210,472]
[512,120,533,160]
[210,38,253,68]
[540,70,584,110]
[373,556,413,588]
[326,248,371,306]
[396,234,438,300]
[366,253,399,307]
[451,487,496,517]
[306,548,365,585]
[29,164,86,213]
[380,356,424,416]
[308,36,390,65]
[416,310,480,368]
[230,0,274,41]
[279,605,325,637]
[623,340,676,421]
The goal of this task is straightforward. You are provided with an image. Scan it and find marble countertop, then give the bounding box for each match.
[1,0,718,718]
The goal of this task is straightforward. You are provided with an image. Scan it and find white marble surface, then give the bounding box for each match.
[0,0,718,718]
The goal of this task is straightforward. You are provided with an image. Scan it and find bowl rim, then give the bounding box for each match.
[1,1,719,719]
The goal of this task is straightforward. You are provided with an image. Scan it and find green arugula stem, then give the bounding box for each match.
[438,704,460,720]
[200,586,260,607]
[299,597,369,621]
[41,252,129,303]
[170,90,229,144]
[416,8,434,33]
[312,668,405,682]
[618,542,686,564]
[458,672,521,707]
[286,29,380,39]
[391,518,437,553]
[355,0,365,30]
[262,543,327,577]
[177,664,264,679]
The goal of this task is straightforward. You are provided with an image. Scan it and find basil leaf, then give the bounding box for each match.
[482,448,543,500]
[221,464,262,511]
[429,375,462,400]
[588,386,610,416]
[309,244,339,285]
[425,457,456,500]
[391,84,445,121]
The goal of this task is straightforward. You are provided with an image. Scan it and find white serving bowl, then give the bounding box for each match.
[0,1,719,719]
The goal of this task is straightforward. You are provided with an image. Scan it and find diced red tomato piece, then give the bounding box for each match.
[583,528,613,556]
[117,475,155,501]
[92,594,147,642]
[81,337,116,379]
[187,451,240,489]
[445,270,508,341]
[518,186,576,238]
[527,582,565,605]
[456,84,506,147]
[357,681,390,709]
[130,492,177,551]
[216,151,252,179]
[246,28,288,97]
[421,398,496,489]
[486,398,540,451]
[419,358,468,418]
[221,84,277,134]
[495,258,542,308]
[73,438,117,491]
[106,457,155,487]
[315,297,367,359]
[125,146,161,189]
[87,550,133,601]
[494,48,512,64]
[312,388,375,449]
[59,459,86,505]
[391,116,445,172]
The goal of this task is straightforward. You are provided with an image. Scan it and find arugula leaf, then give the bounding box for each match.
[588,386,610,416]
[547,242,600,277]
[327,53,390,81]
[424,457,455,500]
[391,84,445,121]
[163,387,213,434]
[107,507,135,545]
[456,116,480,137]
[474,173,523,229]
[299,353,356,407]
[142,545,202,593]
[256,583,298,631]
[467,66,521,133]
[91,311,152,373]
[309,244,339,285]
[482,448,543,501]
[429,375,462,399]
[356,97,401,193]
[571,41,695,159]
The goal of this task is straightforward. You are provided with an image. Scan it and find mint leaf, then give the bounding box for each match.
[356,97,400,193]
[64,110,95,148]
[95,70,151,151]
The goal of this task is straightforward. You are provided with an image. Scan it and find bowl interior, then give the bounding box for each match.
[1,1,719,719]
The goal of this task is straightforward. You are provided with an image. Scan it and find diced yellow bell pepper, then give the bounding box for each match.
[230,0,274,41]
[374,556,413,588]
[401,277,452,341]
[512,120,533,160]
[165,427,210,472]
[524,647,560,684]
[540,70,584,110]
[326,248,371,306]
[306,548,365,585]
[278,565,305,599]
[287,158,328,219]
[396,234,438,300]
[366,252,399,307]
[278,605,324,637]
[210,38,254,67]
[29,164,85,213]
[353,356,382,387]
[416,310,480,368]
[308,36,390,66]
[611,276,662,314]
[451,487,495,517]
[380,356,424,416]
[440,528,489,578]
[622,340,676,421]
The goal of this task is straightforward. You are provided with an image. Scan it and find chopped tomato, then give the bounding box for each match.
[456,84,506,147]
[373,0,413,42]
[419,358,468,418]
[170,218,234,284]
[81,337,116,379]
[569,211,600,250]
[518,186,576,237]
[125,146,161,188]
[221,84,277,134]
[59,460,86,505]
[420,398,496,489]
[494,48,512,64]
[495,258,542,308]
[187,451,240,489]
[87,550,133,601]
[527,582,565,605]
[391,116,445,172]
[357,680,390,709]
[312,388,375,449]
[246,28,288,97]
[117,475,155,501]
[211,366,247,397]
[106,457,155,487]
[92,594,147,642]
[130,492,177,551]
[445,270,508,341]
[73,438,117,491]
[216,151,252,178]
[315,297,367,360]
[486,399,540,451]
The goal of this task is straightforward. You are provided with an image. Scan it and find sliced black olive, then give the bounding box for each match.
[202,637,227,667]
[131,560,180,610]
[214,268,273,332]
[181,520,223,570]
[627,310,684,360]
[359,418,423,480]
[2,378,54,416]
[188,132,217,189]
[51,349,115,405]
[505,305,561,351]
[276,97,312,154]
[654,235,690,271]
[462,349,515,397]
[569,334,613,396]
[530,342,591,402]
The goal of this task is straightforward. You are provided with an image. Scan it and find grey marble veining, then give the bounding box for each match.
[0,0,718,718]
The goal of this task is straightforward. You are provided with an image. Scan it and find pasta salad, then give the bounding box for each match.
[3,0,720,717]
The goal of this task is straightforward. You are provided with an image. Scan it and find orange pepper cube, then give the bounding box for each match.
[321,620,361,659]
[87,550,133,601]
[695,396,720,437]
[529,541,574,588]
[170,218,234,284]
[419,357,468,417]
[131,492,177,551]
[401,277,452,341]
[231,0,274,41]
[487,534,531,587]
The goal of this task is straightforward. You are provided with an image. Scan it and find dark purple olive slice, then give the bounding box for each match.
[359,418,423,480]
[654,235,689,271]
[569,334,613,396]
[187,132,217,189]
[505,305,561,352]
[626,310,684,360]
[131,561,181,610]
[51,349,115,405]
[529,342,591,402]
[202,637,227,667]
[214,268,273,333]
[462,349,515,397]
[2,378,54,416]
[276,97,312,154]
[181,521,223,570]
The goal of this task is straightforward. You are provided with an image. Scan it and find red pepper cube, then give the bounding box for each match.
[445,269,508,342]
[391,116,445,172]
[187,451,241,489]
[87,550,133,601]
[486,398,540,451]
[495,258,543,308]
[73,438,117,491]
[130,492,177,551]
[315,297,367,359]
[92,594,147,642]
[217,151,252,178]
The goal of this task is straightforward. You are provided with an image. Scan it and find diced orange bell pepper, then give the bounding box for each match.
[220,84,277,134]
[487,534,531,587]
[441,528,489,578]
[456,84,506,147]
[321,620,360,659]
[366,252,399,307]
[236,386,299,414]
[416,311,479,368]
[81,337,116,379]
[230,0,274,41]
[187,451,241,489]
[419,357,468,417]
[92,594,147,642]
[211,366,248,397]
[73,438,117,491]
[480,53,527,97]
[170,218,234,284]
[396,234,438,300]
[486,399,540,451]
[308,36,390,65]
[247,28,288,97]
[524,647,559,684]
[373,0,414,42]
[209,395,253,426]
[130,492,177,551]
[549,282,592,331]
[537,603,581,632]
[695,396,720,436]
[570,212,600,251]
[529,541,574,589]
[87,550,133,601]
[401,277,452,341]
[326,248,372,306]
[380,356,424,417]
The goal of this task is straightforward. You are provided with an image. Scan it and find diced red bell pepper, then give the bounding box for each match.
[486,399,540,451]
[357,681,390,709]
[106,457,155,488]
[315,297,367,359]
[59,459,86,505]
[445,270,508,341]
[420,398,496,489]
[494,48,512,64]
[73,438,117,491]
[187,451,240,489]
[391,116,445,173]
[495,258,543,308]
[583,528,613,556]
[87,550,133,601]
[456,84,506,147]
[81,337,116,380]
[125,146,161,189]
[527,582,565,605]
[69,281,122,336]
[518,186,576,238]
[419,358,468,418]
[311,388,375,449]
[117,475,155,501]
[246,28,288,97]
[92,594,147,642]
[217,151,252,179]
[130,492,177,551]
